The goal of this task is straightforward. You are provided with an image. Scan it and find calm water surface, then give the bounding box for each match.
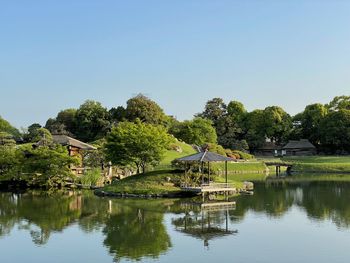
[1,182,350,263]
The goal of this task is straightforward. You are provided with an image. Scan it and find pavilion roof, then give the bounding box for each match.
[283,139,316,150]
[175,151,234,162]
[52,135,97,150]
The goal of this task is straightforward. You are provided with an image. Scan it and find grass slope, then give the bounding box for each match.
[154,141,197,170]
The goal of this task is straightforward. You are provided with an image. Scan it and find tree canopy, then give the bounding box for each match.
[169,117,217,145]
[124,94,168,125]
[74,100,111,142]
[0,116,20,139]
[105,120,172,173]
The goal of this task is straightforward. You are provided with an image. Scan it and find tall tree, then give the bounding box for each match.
[319,109,350,153]
[327,96,350,111]
[125,94,167,125]
[169,117,217,145]
[197,98,227,124]
[105,120,172,173]
[242,110,266,150]
[74,100,110,142]
[45,108,77,136]
[263,106,292,144]
[227,100,246,118]
[299,103,328,145]
[218,100,247,150]
[23,123,42,142]
[109,106,127,124]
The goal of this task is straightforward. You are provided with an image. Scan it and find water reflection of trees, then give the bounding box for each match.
[231,182,350,228]
[0,191,107,244]
[2,183,350,260]
[103,206,171,261]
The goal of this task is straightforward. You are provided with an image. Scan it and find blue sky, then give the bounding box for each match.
[1,0,349,128]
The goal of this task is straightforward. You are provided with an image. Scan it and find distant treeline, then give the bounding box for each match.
[1,94,350,154]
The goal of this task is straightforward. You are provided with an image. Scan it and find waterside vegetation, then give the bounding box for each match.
[1,94,350,194]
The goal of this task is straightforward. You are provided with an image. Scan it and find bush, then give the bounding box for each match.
[203,143,226,156]
[80,168,103,186]
[232,150,254,160]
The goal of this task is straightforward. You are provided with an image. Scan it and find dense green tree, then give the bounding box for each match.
[227,100,246,118]
[105,120,172,173]
[299,103,328,145]
[45,118,67,135]
[0,132,16,146]
[242,110,266,150]
[56,109,77,132]
[169,117,217,145]
[319,109,350,153]
[18,143,79,187]
[109,106,126,123]
[197,97,227,124]
[263,106,292,143]
[0,116,20,139]
[45,109,77,136]
[74,100,110,142]
[0,133,18,176]
[125,94,167,125]
[198,98,249,150]
[327,96,350,111]
[23,123,42,142]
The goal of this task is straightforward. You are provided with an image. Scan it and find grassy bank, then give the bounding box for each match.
[102,141,269,196]
[218,161,267,173]
[103,170,183,195]
[283,156,350,173]
[156,141,267,173]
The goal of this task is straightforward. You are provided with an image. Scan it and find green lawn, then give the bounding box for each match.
[156,140,268,173]
[103,170,183,195]
[154,140,197,170]
[283,156,350,173]
[283,156,350,164]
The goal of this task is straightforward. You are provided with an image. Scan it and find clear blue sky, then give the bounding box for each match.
[1,0,349,128]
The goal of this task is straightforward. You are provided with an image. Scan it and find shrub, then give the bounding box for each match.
[80,168,103,186]
[232,150,254,160]
[203,143,226,156]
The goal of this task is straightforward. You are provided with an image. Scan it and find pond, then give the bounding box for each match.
[1,182,350,262]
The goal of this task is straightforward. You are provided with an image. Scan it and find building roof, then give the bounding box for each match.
[175,150,234,162]
[52,135,97,150]
[257,141,281,150]
[283,139,316,150]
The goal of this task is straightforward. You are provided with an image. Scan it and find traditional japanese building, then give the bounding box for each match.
[282,139,316,156]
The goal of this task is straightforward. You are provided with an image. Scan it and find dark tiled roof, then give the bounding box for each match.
[258,142,281,150]
[52,135,97,150]
[175,151,234,162]
[283,139,316,150]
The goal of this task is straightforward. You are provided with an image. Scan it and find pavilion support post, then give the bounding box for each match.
[225,161,228,185]
[208,162,210,185]
[184,163,187,187]
[201,161,204,185]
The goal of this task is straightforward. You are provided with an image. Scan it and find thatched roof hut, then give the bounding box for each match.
[282,139,316,156]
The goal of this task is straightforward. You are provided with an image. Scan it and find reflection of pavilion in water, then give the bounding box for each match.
[172,201,238,248]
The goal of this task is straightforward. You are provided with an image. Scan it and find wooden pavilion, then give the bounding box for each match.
[175,150,236,194]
